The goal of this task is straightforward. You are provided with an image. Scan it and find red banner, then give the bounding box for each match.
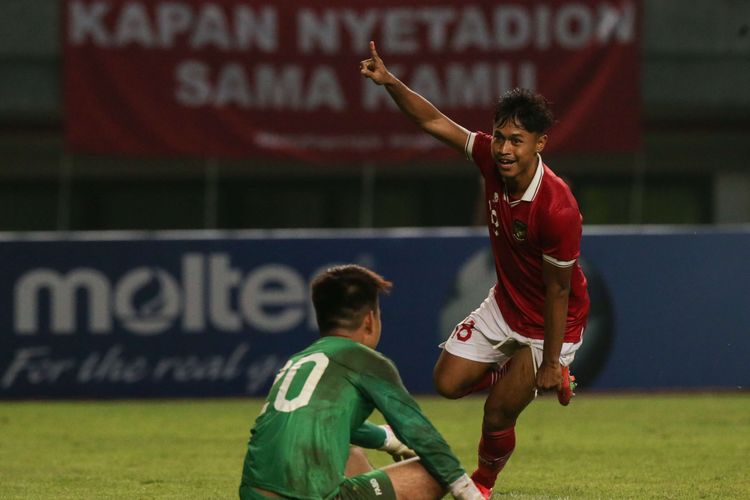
[63,0,641,162]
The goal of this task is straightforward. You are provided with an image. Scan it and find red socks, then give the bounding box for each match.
[459,360,512,397]
[462,368,500,395]
[470,426,516,490]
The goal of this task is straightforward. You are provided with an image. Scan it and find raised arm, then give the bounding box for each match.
[359,41,469,155]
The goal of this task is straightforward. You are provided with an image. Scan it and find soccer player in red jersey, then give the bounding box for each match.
[360,42,590,498]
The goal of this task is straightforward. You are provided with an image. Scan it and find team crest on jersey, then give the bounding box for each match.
[512,220,528,241]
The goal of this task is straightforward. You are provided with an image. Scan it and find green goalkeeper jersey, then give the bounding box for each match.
[239,336,466,499]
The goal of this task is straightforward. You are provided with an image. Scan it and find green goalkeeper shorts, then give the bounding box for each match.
[336,469,396,500]
[239,470,395,500]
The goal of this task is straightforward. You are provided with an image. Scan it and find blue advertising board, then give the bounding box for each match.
[1,227,748,398]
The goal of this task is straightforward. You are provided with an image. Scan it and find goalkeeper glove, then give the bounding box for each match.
[448,473,485,500]
[377,425,417,461]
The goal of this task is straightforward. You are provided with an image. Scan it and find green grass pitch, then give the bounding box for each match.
[0,393,748,499]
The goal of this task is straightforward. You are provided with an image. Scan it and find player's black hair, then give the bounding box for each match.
[494,88,554,133]
[311,264,392,335]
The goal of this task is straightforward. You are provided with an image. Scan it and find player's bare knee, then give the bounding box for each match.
[483,394,523,430]
[435,384,465,400]
[432,371,466,399]
[482,406,518,431]
[432,354,484,399]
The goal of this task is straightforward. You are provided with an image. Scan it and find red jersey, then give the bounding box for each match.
[466,131,589,343]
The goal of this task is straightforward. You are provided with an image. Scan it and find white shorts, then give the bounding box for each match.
[442,288,583,375]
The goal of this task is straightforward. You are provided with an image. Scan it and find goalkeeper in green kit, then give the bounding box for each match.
[239,264,483,500]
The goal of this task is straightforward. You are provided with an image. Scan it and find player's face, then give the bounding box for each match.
[491,119,546,188]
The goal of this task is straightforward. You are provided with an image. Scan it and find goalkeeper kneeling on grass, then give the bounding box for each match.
[239,264,483,500]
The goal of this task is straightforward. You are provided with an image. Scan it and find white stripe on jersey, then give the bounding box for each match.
[464,132,476,161]
[543,254,576,268]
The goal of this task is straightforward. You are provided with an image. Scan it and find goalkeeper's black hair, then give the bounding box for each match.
[311,264,392,335]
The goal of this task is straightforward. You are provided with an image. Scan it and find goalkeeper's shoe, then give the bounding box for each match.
[449,473,486,500]
[557,366,577,406]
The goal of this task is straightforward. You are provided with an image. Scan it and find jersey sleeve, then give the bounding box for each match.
[350,421,386,449]
[465,131,495,178]
[539,204,582,267]
[349,352,467,486]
